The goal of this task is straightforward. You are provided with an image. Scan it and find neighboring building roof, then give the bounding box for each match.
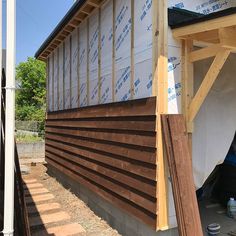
[35,0,87,60]
[168,7,236,29]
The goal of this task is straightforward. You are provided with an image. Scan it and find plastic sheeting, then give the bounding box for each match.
[89,9,99,105]
[79,20,88,107]
[115,0,131,102]
[133,0,153,99]
[71,28,79,108]
[100,0,113,104]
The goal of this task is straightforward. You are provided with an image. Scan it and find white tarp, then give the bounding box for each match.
[71,28,79,108]
[100,0,113,104]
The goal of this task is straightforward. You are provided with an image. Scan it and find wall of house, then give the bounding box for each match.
[47,0,154,112]
[45,97,158,229]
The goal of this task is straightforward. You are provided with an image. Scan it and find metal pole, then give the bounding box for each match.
[3,0,16,235]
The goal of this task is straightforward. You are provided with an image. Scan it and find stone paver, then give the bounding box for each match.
[27,202,61,214]
[25,188,49,196]
[25,193,54,204]
[30,212,71,228]
[31,223,86,236]
[24,183,44,189]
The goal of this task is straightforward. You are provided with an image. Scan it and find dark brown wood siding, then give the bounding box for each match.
[45,97,157,228]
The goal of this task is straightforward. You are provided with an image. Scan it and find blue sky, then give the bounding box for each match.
[3,0,75,64]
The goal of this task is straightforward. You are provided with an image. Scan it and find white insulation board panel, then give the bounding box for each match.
[53,49,58,111]
[79,20,88,107]
[115,0,131,102]
[64,36,71,109]
[89,10,99,105]
[71,29,79,108]
[100,0,113,104]
[58,43,64,110]
[133,0,153,99]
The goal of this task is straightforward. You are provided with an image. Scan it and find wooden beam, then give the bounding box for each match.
[155,0,168,230]
[189,43,221,62]
[173,14,236,39]
[219,27,236,49]
[188,48,230,123]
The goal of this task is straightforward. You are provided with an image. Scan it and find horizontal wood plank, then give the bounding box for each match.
[45,97,158,228]
[46,158,157,228]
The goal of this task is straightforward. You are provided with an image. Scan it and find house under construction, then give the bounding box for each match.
[35,0,236,235]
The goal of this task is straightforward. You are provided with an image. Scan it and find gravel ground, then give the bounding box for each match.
[24,163,121,236]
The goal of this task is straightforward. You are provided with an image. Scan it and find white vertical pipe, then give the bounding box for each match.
[3,0,16,235]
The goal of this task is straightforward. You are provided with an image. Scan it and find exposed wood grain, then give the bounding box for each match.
[161,115,203,236]
[45,97,158,228]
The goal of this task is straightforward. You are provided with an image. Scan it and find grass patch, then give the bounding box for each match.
[16,132,43,143]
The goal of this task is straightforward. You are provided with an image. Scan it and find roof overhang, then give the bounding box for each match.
[170,7,236,47]
[35,0,104,61]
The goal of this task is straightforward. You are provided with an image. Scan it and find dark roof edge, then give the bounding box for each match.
[169,7,236,29]
[35,0,86,59]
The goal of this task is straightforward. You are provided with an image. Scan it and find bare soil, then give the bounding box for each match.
[24,163,121,236]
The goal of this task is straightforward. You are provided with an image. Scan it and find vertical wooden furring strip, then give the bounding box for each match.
[98,7,101,104]
[153,0,169,230]
[63,41,65,110]
[69,35,72,109]
[130,0,134,99]
[77,26,80,107]
[57,47,59,111]
[182,40,194,151]
[112,0,115,102]
[52,52,54,112]
[87,19,90,106]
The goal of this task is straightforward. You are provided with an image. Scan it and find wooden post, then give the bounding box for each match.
[182,40,194,150]
[152,0,169,230]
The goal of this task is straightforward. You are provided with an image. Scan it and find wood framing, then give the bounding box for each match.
[188,48,230,123]
[172,14,236,39]
[153,0,169,231]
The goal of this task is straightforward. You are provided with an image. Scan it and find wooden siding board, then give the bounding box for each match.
[46,152,156,213]
[46,158,157,228]
[45,139,155,180]
[45,97,158,228]
[45,133,156,164]
[47,97,156,119]
[45,144,156,197]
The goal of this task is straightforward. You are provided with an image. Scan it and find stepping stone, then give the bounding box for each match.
[25,188,49,196]
[26,193,54,204]
[30,212,71,228]
[24,178,37,184]
[24,183,43,190]
[32,223,86,236]
[27,203,61,214]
